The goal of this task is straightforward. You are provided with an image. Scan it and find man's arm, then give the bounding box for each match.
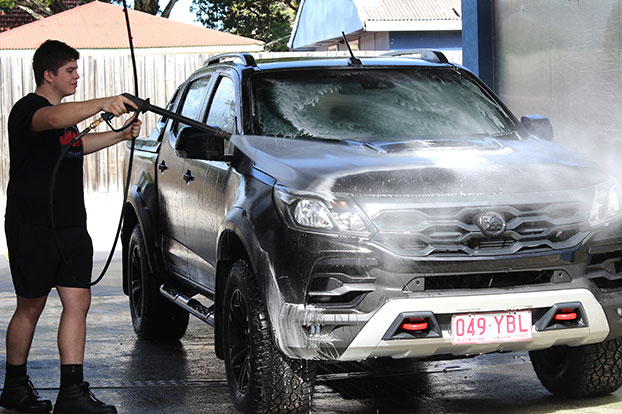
[82,119,142,155]
[31,95,137,132]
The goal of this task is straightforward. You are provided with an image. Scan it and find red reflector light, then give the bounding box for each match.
[401,320,428,331]
[554,311,578,321]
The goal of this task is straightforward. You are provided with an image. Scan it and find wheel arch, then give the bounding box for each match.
[121,186,162,296]
[214,208,264,359]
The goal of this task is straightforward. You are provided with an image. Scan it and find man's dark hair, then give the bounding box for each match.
[32,40,80,86]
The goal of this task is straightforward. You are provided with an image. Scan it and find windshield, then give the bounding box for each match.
[250,68,516,141]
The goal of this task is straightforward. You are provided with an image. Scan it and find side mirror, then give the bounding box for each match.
[521,115,554,141]
[174,125,227,161]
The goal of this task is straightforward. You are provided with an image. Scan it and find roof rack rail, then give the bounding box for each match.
[204,53,257,67]
[380,49,449,64]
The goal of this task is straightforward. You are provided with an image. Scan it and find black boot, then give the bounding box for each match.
[53,382,116,414]
[0,375,52,413]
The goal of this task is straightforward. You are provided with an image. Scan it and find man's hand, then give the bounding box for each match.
[122,119,142,140]
[82,117,142,154]
[101,95,138,117]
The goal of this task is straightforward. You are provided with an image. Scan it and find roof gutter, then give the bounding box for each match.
[364,20,462,32]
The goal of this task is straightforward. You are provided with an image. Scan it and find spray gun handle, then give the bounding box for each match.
[100,93,147,121]
[99,107,136,123]
[100,112,115,122]
[122,93,150,114]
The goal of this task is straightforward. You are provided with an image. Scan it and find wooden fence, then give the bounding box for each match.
[0,50,462,195]
[0,52,211,194]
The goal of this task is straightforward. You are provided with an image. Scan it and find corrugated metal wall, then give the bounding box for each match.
[493,0,622,179]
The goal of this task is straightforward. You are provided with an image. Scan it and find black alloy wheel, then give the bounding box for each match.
[530,338,622,397]
[227,288,251,396]
[128,237,145,325]
[223,259,316,413]
[127,224,189,341]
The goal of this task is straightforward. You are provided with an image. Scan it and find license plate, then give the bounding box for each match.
[451,310,532,345]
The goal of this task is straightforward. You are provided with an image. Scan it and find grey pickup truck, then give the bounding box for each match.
[121,51,622,413]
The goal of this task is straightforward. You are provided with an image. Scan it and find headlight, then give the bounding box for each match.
[589,181,622,226]
[274,188,373,236]
[294,199,333,229]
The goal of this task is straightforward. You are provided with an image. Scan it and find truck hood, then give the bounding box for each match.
[231,135,605,202]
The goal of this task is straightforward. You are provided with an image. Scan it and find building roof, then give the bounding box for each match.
[289,0,461,50]
[356,0,461,23]
[0,1,263,50]
[0,0,78,32]
[1,8,36,33]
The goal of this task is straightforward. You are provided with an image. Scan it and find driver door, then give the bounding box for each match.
[158,75,212,277]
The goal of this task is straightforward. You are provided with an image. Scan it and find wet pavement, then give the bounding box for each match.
[1,192,622,413]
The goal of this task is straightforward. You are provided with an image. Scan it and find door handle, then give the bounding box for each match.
[183,170,194,184]
[158,161,168,173]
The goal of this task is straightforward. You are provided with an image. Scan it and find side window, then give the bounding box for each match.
[174,75,212,134]
[206,76,236,134]
[147,86,181,142]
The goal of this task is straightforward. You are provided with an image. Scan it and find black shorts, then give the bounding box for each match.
[5,221,93,298]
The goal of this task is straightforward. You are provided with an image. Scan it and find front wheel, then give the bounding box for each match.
[223,259,316,413]
[127,224,189,341]
[529,338,622,397]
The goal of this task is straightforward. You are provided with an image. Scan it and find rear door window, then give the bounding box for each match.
[147,86,181,142]
[174,75,212,135]
[206,76,236,134]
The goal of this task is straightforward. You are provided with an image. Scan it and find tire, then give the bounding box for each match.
[127,224,189,341]
[529,338,622,397]
[223,259,316,413]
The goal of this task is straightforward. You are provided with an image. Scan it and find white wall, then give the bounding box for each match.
[494,0,622,179]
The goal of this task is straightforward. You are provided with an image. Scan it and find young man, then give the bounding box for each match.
[1,40,141,413]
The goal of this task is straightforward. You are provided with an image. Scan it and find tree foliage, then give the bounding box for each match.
[0,0,16,11]
[191,0,300,51]
[1,0,178,20]
[1,0,70,19]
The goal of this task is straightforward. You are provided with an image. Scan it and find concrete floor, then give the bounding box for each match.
[2,252,622,413]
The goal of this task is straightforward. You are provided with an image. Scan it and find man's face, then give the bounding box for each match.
[48,59,79,97]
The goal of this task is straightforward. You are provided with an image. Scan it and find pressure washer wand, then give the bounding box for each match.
[121,93,232,140]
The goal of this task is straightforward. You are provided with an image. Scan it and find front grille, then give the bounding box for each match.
[403,270,554,291]
[371,202,590,257]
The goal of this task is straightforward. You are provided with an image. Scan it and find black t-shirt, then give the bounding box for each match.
[5,93,87,227]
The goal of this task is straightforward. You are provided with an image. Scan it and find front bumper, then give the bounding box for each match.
[276,288,622,361]
[264,217,622,360]
[339,288,609,360]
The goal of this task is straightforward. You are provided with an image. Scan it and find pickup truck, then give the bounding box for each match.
[122,51,622,413]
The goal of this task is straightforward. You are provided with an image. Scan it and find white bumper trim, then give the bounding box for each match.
[339,289,610,361]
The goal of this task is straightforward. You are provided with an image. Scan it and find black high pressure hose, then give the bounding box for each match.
[49,0,140,287]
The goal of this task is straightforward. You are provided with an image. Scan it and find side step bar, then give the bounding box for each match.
[160,284,215,327]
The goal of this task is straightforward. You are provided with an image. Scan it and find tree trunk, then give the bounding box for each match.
[134,0,159,15]
[160,0,179,19]
[48,0,68,14]
[14,0,53,19]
